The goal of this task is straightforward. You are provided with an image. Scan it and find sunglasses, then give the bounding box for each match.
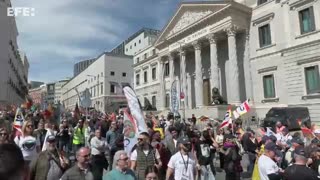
[138,138,144,141]
[118,157,129,161]
[0,133,7,136]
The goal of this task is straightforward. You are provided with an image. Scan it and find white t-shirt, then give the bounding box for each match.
[258,154,279,180]
[130,148,160,161]
[167,152,196,180]
[14,135,40,161]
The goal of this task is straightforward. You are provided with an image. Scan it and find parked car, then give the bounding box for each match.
[263,107,311,131]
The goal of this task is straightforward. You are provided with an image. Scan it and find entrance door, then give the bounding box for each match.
[203,79,211,106]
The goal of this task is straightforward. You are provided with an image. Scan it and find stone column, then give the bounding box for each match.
[243,30,252,100]
[169,53,175,86]
[207,34,220,93]
[179,49,187,108]
[158,59,166,111]
[227,27,241,104]
[193,41,204,108]
[176,76,180,110]
[186,73,192,109]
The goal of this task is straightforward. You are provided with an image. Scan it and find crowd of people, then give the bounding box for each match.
[1,109,320,180]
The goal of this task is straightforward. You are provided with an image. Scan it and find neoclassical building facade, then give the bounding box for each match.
[134,0,320,122]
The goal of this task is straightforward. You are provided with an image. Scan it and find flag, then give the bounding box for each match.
[233,99,251,119]
[301,127,315,140]
[220,106,232,129]
[74,103,80,120]
[13,108,25,133]
[266,127,276,136]
[123,108,138,156]
[123,86,148,134]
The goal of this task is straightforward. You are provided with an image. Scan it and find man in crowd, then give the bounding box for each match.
[106,121,118,170]
[72,120,86,155]
[284,136,304,168]
[166,136,197,180]
[284,146,319,180]
[30,135,69,180]
[90,129,108,180]
[130,132,162,180]
[0,143,26,180]
[258,142,283,180]
[164,126,179,156]
[34,119,47,149]
[61,147,94,180]
[103,150,136,180]
[195,130,218,180]
[57,119,72,153]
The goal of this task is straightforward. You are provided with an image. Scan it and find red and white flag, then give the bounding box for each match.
[220,106,232,129]
[233,99,251,119]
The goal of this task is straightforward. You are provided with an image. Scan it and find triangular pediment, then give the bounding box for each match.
[155,2,229,46]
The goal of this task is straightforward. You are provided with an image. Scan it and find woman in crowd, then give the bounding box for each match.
[219,134,242,180]
[14,120,40,165]
[0,127,10,144]
[216,128,225,171]
[145,166,159,180]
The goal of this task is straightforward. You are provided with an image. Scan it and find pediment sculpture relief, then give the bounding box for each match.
[167,10,213,37]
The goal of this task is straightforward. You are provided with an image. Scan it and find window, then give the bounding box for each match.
[110,84,116,94]
[152,96,156,107]
[122,72,127,77]
[130,45,132,49]
[101,72,103,77]
[136,74,140,85]
[126,48,128,52]
[144,53,147,59]
[299,7,315,34]
[152,67,156,80]
[94,76,96,80]
[144,71,148,83]
[136,57,140,63]
[110,71,115,76]
[257,0,268,5]
[259,24,272,47]
[97,85,99,96]
[101,83,103,94]
[305,66,320,94]
[139,40,141,44]
[152,49,156,55]
[263,74,275,98]
[94,86,96,97]
[165,94,170,108]
[134,43,136,47]
[165,63,170,77]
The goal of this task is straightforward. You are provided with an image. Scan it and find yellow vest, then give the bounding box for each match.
[73,127,85,145]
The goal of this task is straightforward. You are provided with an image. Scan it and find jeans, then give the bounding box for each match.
[200,165,215,180]
[248,152,256,174]
[59,140,71,152]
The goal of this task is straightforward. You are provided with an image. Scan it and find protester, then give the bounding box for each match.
[72,119,86,155]
[103,150,136,180]
[131,132,162,180]
[195,129,218,180]
[33,119,47,149]
[60,147,94,180]
[0,143,26,180]
[216,128,225,171]
[242,129,258,175]
[90,129,108,180]
[57,119,72,153]
[166,136,197,180]
[275,121,285,134]
[106,121,118,170]
[29,135,69,180]
[145,165,159,180]
[14,120,41,165]
[258,142,283,180]
[284,146,319,180]
[164,126,179,155]
[0,127,10,144]
[220,134,242,180]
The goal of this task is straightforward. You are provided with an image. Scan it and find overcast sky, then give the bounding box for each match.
[12,0,204,83]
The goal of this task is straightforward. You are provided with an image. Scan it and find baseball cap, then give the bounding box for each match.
[291,137,304,146]
[265,142,277,152]
[177,136,191,145]
[46,135,56,142]
[269,135,277,143]
[294,146,306,157]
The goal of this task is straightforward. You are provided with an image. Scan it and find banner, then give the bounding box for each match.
[170,80,179,114]
[123,109,137,156]
[13,108,25,133]
[123,86,148,134]
[80,88,92,108]
[220,106,232,129]
[233,99,251,119]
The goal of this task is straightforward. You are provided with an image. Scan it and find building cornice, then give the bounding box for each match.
[132,55,158,68]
